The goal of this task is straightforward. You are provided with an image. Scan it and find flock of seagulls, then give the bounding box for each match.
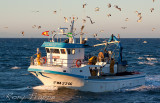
[1,0,158,37]
[32,25,41,29]
[106,4,122,18]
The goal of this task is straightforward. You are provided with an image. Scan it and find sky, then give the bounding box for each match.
[0,0,160,38]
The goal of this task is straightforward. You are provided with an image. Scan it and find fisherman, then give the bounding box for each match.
[30,56,34,65]
[35,48,41,65]
[98,52,104,62]
[110,58,115,74]
[104,49,109,62]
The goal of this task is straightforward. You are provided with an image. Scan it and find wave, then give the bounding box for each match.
[33,85,58,91]
[146,58,157,61]
[11,66,21,69]
[144,55,152,57]
[0,87,31,91]
[128,52,136,54]
[124,75,160,92]
[138,57,144,60]
[138,61,156,65]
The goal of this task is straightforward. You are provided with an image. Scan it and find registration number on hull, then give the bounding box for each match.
[53,81,72,85]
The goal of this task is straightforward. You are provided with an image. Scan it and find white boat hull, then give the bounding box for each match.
[76,74,145,92]
[30,71,145,92]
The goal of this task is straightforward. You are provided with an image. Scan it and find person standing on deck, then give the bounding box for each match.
[36,48,41,65]
[104,49,109,62]
[110,58,115,74]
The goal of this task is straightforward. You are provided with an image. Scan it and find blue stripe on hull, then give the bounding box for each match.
[85,75,145,82]
[28,68,84,78]
[28,68,145,82]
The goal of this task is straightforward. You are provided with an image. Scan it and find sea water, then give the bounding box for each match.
[0,38,160,103]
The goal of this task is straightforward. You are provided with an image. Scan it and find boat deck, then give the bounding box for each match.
[88,72,144,80]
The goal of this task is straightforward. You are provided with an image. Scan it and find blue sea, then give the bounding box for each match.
[0,38,160,103]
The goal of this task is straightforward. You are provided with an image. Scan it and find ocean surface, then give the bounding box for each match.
[0,38,160,103]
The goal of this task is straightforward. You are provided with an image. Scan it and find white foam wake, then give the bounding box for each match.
[33,85,58,91]
[11,66,21,69]
[0,87,30,91]
[125,75,160,92]
[146,57,157,61]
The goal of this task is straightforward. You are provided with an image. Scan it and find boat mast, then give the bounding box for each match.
[69,18,75,43]
[80,25,84,44]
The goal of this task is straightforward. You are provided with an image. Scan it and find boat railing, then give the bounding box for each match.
[30,56,112,68]
[31,56,87,68]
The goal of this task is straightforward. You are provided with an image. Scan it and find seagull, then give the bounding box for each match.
[107,14,111,17]
[81,25,85,31]
[100,30,104,32]
[83,3,87,8]
[108,3,111,8]
[64,17,68,22]
[81,25,85,34]
[137,16,142,22]
[38,26,41,29]
[82,19,86,23]
[32,25,36,28]
[114,5,118,8]
[86,16,90,18]
[135,11,139,14]
[93,33,97,37]
[22,31,24,36]
[89,18,95,24]
[121,27,127,29]
[118,8,121,11]
[137,18,142,22]
[95,7,100,11]
[86,16,95,24]
[125,18,129,21]
[114,5,121,11]
[150,8,154,12]
[53,11,57,14]
[137,13,141,17]
[138,16,142,21]
[152,28,155,31]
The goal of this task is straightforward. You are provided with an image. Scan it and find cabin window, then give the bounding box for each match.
[67,49,71,54]
[61,49,66,54]
[46,48,50,53]
[50,49,60,54]
[72,49,75,55]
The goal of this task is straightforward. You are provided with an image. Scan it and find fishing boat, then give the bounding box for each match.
[28,19,145,92]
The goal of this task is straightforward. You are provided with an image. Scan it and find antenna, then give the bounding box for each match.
[80,25,85,44]
[69,17,75,43]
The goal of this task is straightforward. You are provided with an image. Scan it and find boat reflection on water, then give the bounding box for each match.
[30,86,77,102]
